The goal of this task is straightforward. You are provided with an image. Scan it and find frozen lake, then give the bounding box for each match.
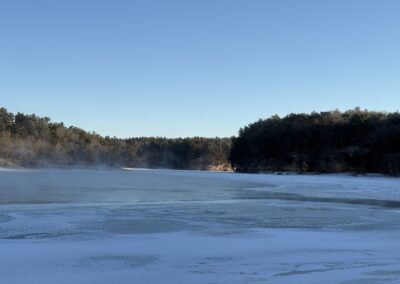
[1,169,400,283]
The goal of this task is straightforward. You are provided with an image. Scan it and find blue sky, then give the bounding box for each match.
[1,0,399,137]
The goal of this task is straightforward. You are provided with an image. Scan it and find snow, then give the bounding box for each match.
[1,169,400,283]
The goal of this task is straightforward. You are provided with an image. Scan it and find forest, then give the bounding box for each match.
[0,107,231,170]
[230,108,400,175]
[1,107,400,175]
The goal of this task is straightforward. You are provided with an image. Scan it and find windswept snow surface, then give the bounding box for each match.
[1,169,400,283]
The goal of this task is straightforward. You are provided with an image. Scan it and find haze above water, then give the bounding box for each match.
[1,169,400,283]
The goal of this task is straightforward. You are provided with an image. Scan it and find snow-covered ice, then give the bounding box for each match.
[1,169,400,283]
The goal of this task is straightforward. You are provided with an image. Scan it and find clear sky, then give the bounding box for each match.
[0,0,399,138]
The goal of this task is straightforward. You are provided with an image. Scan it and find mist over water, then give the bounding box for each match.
[0,169,261,204]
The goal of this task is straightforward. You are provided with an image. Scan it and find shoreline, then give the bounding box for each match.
[1,166,397,179]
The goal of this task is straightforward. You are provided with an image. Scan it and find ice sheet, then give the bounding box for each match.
[1,169,400,283]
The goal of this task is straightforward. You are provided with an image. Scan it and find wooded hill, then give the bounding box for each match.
[230,108,400,175]
[2,107,400,175]
[0,108,231,170]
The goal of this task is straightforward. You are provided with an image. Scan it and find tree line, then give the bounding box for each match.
[0,107,231,170]
[230,108,400,175]
[2,107,400,175]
